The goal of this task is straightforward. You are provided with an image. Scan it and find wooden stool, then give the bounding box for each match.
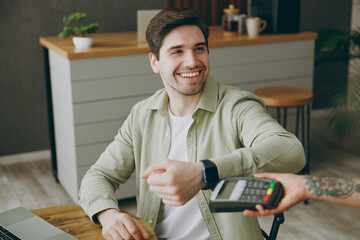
[254,87,313,175]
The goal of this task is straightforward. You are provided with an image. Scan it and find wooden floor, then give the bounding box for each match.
[1,110,359,239]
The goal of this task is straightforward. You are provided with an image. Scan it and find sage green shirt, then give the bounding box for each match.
[79,77,305,239]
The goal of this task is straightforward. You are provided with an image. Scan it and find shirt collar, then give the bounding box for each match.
[196,75,218,113]
[148,75,219,116]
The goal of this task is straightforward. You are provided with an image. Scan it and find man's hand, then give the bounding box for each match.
[98,208,150,240]
[243,173,308,217]
[140,159,205,206]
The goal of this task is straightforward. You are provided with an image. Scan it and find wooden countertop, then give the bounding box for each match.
[39,25,317,60]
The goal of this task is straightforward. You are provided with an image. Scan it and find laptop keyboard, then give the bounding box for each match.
[0,224,22,240]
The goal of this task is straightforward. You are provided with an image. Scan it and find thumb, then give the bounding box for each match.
[253,172,280,181]
[140,162,166,179]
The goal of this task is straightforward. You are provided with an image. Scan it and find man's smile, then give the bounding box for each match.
[178,71,200,78]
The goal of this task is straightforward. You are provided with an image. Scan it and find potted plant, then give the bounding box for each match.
[316,28,360,136]
[58,12,100,49]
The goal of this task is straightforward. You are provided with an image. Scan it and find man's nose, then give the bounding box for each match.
[183,51,197,68]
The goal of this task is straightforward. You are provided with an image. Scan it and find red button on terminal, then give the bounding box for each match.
[263,195,270,202]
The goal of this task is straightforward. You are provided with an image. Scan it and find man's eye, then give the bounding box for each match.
[171,50,182,55]
[195,47,206,52]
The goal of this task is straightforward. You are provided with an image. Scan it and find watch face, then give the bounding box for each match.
[205,166,219,184]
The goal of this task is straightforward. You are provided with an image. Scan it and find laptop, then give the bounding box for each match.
[0,207,77,240]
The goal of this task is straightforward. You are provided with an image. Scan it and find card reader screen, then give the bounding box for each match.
[217,181,236,199]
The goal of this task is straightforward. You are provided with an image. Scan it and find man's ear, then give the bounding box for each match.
[149,52,160,74]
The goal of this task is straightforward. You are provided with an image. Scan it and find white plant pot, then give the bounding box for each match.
[72,36,93,49]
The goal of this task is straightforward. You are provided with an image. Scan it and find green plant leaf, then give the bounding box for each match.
[85,23,100,34]
[58,25,74,38]
[63,16,71,25]
[68,12,86,23]
[316,29,351,62]
[325,63,360,135]
[58,12,99,38]
[318,28,360,136]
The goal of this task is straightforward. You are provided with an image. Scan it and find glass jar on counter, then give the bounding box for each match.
[222,4,240,36]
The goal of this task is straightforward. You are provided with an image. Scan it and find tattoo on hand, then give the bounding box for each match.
[355,179,360,193]
[305,176,356,198]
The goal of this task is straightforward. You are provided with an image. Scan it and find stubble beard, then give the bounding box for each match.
[170,80,206,96]
[171,66,208,96]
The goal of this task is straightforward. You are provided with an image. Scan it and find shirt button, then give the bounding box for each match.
[149,219,153,224]
[165,131,169,137]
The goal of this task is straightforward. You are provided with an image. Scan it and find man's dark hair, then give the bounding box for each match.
[146,8,209,60]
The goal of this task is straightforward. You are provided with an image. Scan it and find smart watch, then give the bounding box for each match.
[200,160,220,190]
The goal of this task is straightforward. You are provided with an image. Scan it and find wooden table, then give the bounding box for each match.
[31,205,156,240]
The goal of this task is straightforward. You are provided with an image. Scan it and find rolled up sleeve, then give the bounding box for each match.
[211,100,306,179]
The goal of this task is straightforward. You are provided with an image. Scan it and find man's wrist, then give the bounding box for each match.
[195,162,207,189]
[97,208,121,224]
[200,160,220,190]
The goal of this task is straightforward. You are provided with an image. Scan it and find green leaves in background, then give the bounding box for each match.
[317,28,360,136]
[63,12,86,25]
[316,29,351,62]
[58,12,99,38]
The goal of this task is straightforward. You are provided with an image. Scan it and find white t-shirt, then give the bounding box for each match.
[154,109,210,240]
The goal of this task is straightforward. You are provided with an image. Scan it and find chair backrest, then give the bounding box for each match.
[165,0,247,26]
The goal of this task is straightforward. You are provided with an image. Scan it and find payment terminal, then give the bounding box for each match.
[209,177,285,240]
[209,177,284,212]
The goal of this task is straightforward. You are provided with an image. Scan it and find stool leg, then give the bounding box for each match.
[277,107,281,125]
[295,106,300,136]
[283,107,287,129]
[297,106,306,174]
[301,105,305,145]
[306,103,311,175]
[303,104,311,205]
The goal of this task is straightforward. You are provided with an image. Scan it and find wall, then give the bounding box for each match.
[0,0,353,156]
[300,0,352,109]
[351,0,360,26]
[0,0,164,156]
[349,0,360,83]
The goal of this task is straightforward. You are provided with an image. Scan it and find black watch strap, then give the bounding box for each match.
[201,160,219,190]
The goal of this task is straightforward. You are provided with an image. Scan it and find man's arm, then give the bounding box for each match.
[78,132,135,222]
[213,100,306,179]
[243,173,360,217]
[78,108,149,239]
[78,140,149,239]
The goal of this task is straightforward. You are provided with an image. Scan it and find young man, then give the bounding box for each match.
[79,8,306,240]
[243,173,360,217]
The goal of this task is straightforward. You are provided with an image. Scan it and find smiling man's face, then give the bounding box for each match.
[149,25,210,97]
